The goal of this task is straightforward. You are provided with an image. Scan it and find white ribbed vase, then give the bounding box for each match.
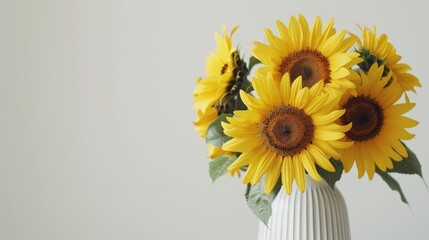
[258,175,350,240]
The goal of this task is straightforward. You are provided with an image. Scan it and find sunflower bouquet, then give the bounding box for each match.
[193,15,423,224]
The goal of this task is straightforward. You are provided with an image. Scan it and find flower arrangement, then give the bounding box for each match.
[193,15,424,225]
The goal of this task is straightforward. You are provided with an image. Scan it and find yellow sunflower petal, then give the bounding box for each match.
[308,144,335,172]
[312,110,346,125]
[299,151,322,181]
[280,74,292,104]
[252,151,276,184]
[293,154,306,192]
[341,148,355,173]
[222,136,262,153]
[243,163,259,184]
[314,129,345,141]
[264,155,283,194]
[281,156,295,194]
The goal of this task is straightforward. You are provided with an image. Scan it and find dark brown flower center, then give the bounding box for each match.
[261,105,314,156]
[341,96,384,141]
[279,49,331,87]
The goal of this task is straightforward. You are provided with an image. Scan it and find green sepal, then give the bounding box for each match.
[248,56,261,72]
[356,48,390,76]
[376,170,408,205]
[245,84,254,93]
[245,177,282,227]
[387,142,425,183]
[316,158,343,190]
[235,91,248,111]
[205,114,232,147]
[244,183,251,202]
[209,155,237,183]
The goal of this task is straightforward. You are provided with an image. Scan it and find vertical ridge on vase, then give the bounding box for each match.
[305,191,314,238]
[321,188,333,240]
[311,187,319,240]
[275,191,283,240]
[330,188,338,239]
[338,189,350,239]
[308,188,313,240]
[258,176,351,240]
[292,190,302,239]
[332,188,344,239]
[300,187,307,240]
[286,188,293,240]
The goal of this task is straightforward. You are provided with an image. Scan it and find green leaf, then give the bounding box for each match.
[246,177,281,226]
[376,170,408,205]
[248,56,261,72]
[387,142,424,179]
[316,158,343,190]
[209,155,237,183]
[205,114,232,147]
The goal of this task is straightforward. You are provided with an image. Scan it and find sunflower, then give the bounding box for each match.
[194,106,228,159]
[339,64,418,179]
[222,74,353,194]
[356,26,421,92]
[193,26,248,115]
[252,15,361,96]
[193,26,246,159]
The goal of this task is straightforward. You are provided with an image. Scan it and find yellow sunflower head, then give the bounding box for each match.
[222,74,353,195]
[193,26,248,115]
[339,64,418,179]
[252,14,361,96]
[356,26,421,93]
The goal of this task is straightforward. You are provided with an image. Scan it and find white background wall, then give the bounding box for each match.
[1,0,428,239]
